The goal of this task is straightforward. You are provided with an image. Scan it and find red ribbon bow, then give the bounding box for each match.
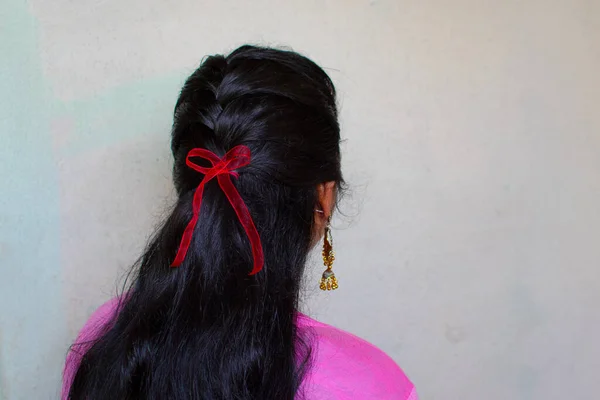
[171,145,264,275]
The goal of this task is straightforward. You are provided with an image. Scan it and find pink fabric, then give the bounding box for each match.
[63,298,417,399]
[296,314,417,400]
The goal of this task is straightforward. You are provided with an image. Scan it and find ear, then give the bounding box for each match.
[316,181,336,218]
[314,181,336,239]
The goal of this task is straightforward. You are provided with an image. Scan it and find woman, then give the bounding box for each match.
[63,45,417,400]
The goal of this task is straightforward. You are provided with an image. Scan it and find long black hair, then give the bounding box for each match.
[68,45,343,399]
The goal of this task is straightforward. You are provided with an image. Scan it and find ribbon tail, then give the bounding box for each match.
[218,175,264,275]
[171,182,206,267]
[171,216,197,267]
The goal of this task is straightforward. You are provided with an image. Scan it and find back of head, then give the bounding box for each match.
[68,45,342,400]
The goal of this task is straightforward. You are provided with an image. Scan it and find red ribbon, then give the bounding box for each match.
[170,145,264,275]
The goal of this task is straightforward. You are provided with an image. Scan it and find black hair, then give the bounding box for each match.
[67,45,343,399]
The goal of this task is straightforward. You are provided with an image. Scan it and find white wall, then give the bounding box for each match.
[1,0,599,399]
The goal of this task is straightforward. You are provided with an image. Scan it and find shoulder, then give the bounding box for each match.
[297,314,417,400]
[74,297,121,344]
[62,297,121,399]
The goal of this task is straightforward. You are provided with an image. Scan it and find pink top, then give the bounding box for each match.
[63,298,417,400]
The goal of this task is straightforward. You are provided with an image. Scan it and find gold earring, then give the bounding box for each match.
[319,217,338,291]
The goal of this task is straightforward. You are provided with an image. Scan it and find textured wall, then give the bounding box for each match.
[1,0,599,399]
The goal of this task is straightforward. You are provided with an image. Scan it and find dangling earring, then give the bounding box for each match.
[320,216,338,291]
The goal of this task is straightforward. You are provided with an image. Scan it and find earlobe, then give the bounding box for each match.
[313,181,336,247]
